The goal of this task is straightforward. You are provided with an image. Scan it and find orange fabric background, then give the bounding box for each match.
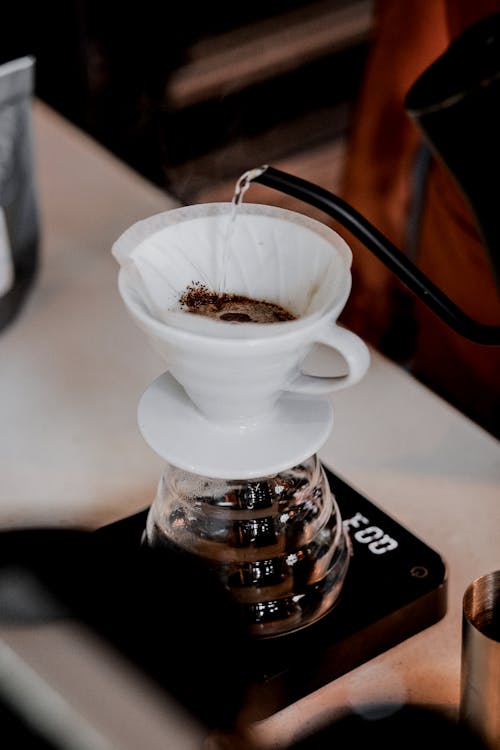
[339,0,500,436]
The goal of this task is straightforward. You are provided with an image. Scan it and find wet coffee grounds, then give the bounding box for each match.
[178,283,296,324]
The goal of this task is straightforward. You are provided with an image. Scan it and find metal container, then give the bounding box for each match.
[460,570,500,749]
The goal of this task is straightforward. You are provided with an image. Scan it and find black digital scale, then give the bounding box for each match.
[95,466,447,721]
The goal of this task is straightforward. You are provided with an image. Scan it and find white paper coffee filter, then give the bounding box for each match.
[113,203,352,338]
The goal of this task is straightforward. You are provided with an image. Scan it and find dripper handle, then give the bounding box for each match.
[289,325,370,395]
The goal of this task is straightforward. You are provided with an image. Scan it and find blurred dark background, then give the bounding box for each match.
[1,0,373,204]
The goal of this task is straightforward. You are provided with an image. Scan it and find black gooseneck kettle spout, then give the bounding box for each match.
[253,165,500,345]
[253,12,500,346]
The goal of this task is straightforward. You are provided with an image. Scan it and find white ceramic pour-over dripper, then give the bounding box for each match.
[113,203,370,430]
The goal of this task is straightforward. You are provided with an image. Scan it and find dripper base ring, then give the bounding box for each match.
[138,372,334,479]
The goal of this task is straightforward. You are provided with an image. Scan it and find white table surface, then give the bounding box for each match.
[1,101,499,749]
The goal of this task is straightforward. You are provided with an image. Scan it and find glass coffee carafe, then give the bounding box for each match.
[145,454,351,637]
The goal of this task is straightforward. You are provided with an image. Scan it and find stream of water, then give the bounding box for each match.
[218,164,268,292]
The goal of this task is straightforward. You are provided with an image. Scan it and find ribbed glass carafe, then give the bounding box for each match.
[145,454,350,637]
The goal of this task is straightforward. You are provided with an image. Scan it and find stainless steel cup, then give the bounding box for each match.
[460,570,500,749]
